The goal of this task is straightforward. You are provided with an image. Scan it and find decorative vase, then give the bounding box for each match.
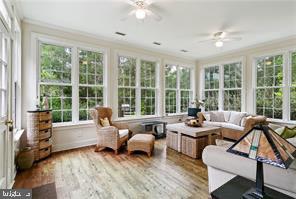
[17,147,34,170]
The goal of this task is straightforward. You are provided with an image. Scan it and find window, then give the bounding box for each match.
[79,49,104,121]
[223,62,242,111]
[203,62,243,112]
[180,67,191,112]
[165,64,177,113]
[39,43,72,123]
[140,60,156,115]
[165,64,192,114]
[0,35,8,120]
[255,55,283,119]
[290,51,296,120]
[39,41,106,124]
[204,66,219,111]
[118,55,157,117]
[118,56,136,117]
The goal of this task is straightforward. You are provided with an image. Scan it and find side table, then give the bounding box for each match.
[211,176,293,199]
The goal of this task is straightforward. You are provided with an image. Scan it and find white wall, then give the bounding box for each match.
[21,21,195,152]
[196,36,296,117]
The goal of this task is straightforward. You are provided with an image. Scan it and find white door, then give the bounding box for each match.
[0,31,13,189]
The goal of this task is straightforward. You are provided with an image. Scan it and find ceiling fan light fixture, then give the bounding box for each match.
[135,8,146,19]
[215,41,223,48]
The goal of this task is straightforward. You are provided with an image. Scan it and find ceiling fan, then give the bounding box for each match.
[121,0,162,21]
[198,32,242,48]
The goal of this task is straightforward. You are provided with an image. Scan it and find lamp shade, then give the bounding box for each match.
[227,125,296,169]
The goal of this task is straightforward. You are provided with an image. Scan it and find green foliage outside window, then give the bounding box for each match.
[118,56,136,117]
[256,55,283,119]
[140,60,156,115]
[204,66,219,111]
[223,62,242,111]
[78,49,104,121]
[40,43,72,123]
[291,52,296,120]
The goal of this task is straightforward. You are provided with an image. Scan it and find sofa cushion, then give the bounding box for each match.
[287,137,296,146]
[228,111,247,126]
[215,139,234,148]
[222,111,231,122]
[203,121,224,127]
[210,111,225,122]
[202,145,296,197]
[119,129,129,138]
[221,123,244,131]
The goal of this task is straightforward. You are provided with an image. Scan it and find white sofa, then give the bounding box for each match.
[202,137,296,198]
[200,111,267,140]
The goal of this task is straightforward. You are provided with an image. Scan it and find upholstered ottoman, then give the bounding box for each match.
[128,134,155,157]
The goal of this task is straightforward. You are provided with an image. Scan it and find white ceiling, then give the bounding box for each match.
[17,0,296,59]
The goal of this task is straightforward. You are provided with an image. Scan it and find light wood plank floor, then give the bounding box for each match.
[14,138,209,199]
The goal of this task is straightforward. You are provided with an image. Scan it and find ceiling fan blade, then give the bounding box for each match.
[145,9,162,21]
[222,37,242,42]
[126,0,137,7]
[197,38,216,43]
[120,9,136,21]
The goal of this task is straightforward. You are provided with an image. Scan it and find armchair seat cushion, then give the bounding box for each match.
[221,123,244,131]
[119,129,129,138]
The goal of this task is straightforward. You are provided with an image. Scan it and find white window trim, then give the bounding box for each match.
[33,33,109,126]
[164,60,195,115]
[252,47,296,123]
[201,57,245,112]
[115,50,161,119]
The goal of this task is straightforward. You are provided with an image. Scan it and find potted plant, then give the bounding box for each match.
[190,97,204,112]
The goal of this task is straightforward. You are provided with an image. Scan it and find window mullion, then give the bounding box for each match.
[219,64,223,111]
[283,52,290,121]
[176,66,180,113]
[135,58,141,116]
[72,47,79,123]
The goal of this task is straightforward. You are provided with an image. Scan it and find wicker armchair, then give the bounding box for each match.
[90,106,129,154]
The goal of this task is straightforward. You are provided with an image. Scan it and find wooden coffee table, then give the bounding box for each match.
[166,123,221,155]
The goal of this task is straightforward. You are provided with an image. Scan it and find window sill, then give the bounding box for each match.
[114,114,187,123]
[114,115,162,123]
[53,121,95,130]
[267,118,296,125]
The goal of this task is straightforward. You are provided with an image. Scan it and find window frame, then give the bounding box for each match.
[290,51,296,121]
[115,50,160,119]
[253,53,284,120]
[36,34,108,126]
[201,58,245,112]
[164,61,195,115]
[252,49,296,123]
[222,62,243,112]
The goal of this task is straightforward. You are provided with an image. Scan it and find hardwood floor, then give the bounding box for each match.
[14,138,209,199]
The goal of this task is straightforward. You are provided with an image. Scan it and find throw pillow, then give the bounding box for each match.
[202,112,211,121]
[281,126,296,139]
[275,127,285,135]
[228,111,247,126]
[240,115,252,127]
[210,111,225,122]
[100,117,110,127]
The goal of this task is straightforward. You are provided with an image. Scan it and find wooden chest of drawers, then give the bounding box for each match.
[27,110,52,161]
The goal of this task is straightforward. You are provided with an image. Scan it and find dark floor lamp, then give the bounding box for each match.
[227,124,296,199]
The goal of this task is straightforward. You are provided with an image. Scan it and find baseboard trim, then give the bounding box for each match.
[52,138,97,152]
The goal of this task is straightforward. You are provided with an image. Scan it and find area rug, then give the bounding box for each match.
[32,183,57,199]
